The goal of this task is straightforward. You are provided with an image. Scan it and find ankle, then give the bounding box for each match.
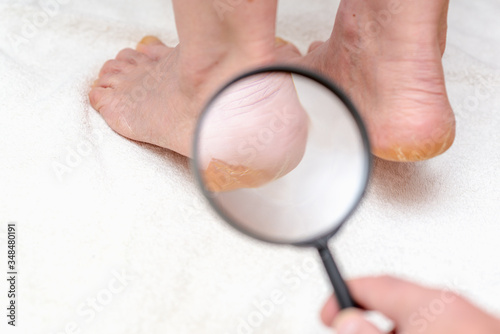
[177,43,277,96]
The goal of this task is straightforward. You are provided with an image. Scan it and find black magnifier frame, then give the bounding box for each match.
[192,65,372,310]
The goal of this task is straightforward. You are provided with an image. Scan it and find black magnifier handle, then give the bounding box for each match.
[317,246,362,310]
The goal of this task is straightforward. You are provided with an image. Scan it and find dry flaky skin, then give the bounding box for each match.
[373,123,456,162]
[204,159,275,192]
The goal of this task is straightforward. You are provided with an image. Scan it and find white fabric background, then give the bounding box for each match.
[0,0,499,333]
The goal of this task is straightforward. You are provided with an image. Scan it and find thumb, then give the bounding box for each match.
[333,309,383,334]
[322,276,431,327]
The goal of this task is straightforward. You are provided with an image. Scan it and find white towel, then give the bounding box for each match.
[0,0,499,333]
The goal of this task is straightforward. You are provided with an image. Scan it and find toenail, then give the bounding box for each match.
[139,36,161,46]
[275,37,289,47]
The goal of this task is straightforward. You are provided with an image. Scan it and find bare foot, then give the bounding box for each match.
[301,0,455,161]
[89,35,270,157]
[199,72,309,192]
[88,0,308,190]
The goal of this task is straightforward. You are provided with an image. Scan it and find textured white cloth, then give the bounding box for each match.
[1,0,499,333]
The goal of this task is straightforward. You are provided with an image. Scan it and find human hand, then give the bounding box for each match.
[321,276,500,334]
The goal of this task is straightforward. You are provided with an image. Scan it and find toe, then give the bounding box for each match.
[274,37,289,48]
[89,87,113,111]
[136,35,173,61]
[115,48,147,65]
[138,35,164,47]
[275,37,302,61]
[99,59,130,77]
[93,72,125,88]
[307,41,324,54]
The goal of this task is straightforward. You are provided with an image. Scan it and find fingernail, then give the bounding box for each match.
[332,309,364,334]
[336,319,362,334]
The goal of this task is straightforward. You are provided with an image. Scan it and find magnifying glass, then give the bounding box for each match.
[192,66,371,310]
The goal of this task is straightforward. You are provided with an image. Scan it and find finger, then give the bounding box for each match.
[350,276,432,322]
[322,276,434,326]
[333,309,384,334]
[321,293,340,326]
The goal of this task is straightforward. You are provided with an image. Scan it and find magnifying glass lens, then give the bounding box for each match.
[193,69,370,245]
